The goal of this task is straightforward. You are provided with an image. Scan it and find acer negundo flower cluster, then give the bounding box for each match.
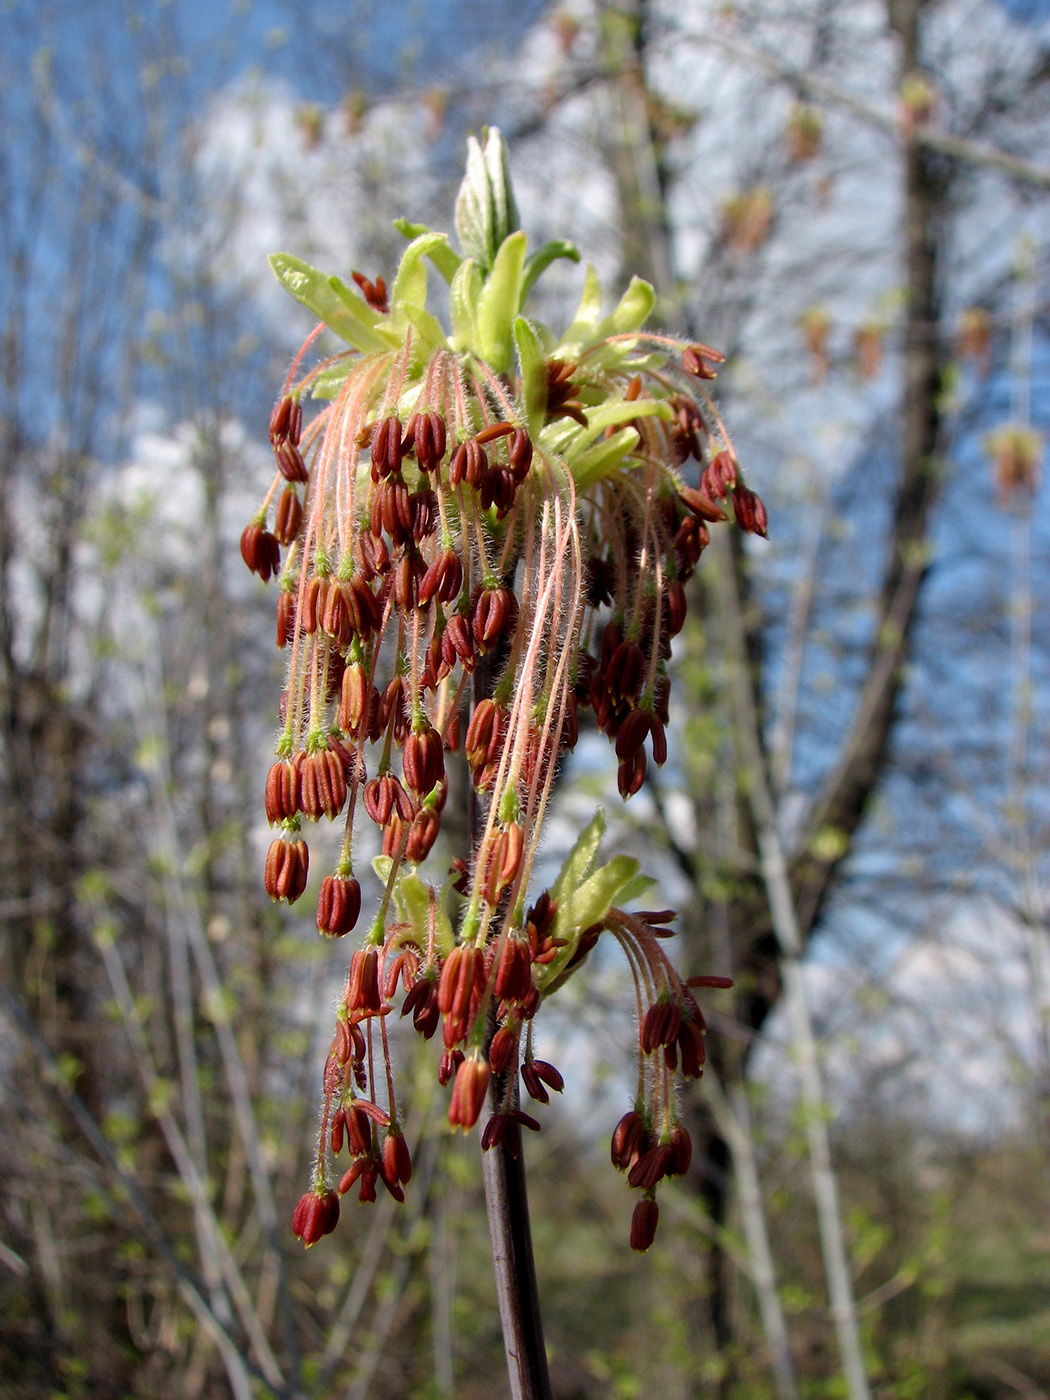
[242,132,763,1251]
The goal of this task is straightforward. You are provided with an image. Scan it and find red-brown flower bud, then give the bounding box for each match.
[265,759,300,824]
[347,946,382,1015]
[489,1022,519,1076]
[494,937,532,1004]
[299,748,347,821]
[316,875,361,938]
[363,773,414,827]
[407,410,447,472]
[276,590,295,648]
[448,1056,490,1131]
[264,836,309,903]
[291,1188,339,1246]
[403,721,445,798]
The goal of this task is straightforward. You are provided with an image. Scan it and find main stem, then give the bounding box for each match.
[470,654,552,1400]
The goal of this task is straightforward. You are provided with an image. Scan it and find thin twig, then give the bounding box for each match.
[472,654,553,1400]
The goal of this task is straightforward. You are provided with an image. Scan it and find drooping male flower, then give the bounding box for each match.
[242,131,764,1249]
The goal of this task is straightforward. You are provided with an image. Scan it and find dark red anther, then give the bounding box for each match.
[494,937,533,1004]
[402,976,440,1040]
[241,522,281,582]
[679,483,728,523]
[703,449,737,498]
[668,1124,692,1177]
[441,612,476,673]
[641,999,683,1053]
[383,1130,413,1187]
[628,1143,673,1191]
[299,748,347,821]
[480,465,517,516]
[274,487,303,544]
[521,1058,563,1105]
[351,270,388,313]
[448,438,487,489]
[617,749,647,800]
[682,342,725,379]
[611,1110,649,1170]
[419,547,464,607]
[630,1196,659,1253]
[371,415,404,478]
[316,874,361,937]
[733,484,768,537]
[508,427,533,482]
[471,585,518,651]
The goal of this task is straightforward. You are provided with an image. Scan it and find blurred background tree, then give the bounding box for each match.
[0,1,1048,1398]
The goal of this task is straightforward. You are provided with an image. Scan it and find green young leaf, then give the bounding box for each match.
[476,230,527,374]
[449,258,482,351]
[392,302,449,353]
[270,254,387,351]
[371,857,454,958]
[455,128,520,275]
[543,395,670,469]
[520,239,581,305]
[558,263,604,349]
[514,316,548,440]
[540,852,644,995]
[595,275,656,339]
[389,232,449,328]
[568,426,642,493]
[393,218,462,282]
[551,809,606,900]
